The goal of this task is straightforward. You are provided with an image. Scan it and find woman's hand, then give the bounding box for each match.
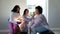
[17,16,25,30]
[19,18,25,30]
[17,16,24,23]
[20,23,25,30]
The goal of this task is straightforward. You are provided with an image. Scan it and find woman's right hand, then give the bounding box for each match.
[20,24,25,30]
[20,19,25,30]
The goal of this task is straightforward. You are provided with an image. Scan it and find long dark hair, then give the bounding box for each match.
[11,5,20,13]
[23,9,29,15]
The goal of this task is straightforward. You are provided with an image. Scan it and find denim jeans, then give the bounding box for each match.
[28,26,48,34]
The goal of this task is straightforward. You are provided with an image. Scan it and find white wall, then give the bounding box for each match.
[0,0,27,30]
[48,0,60,28]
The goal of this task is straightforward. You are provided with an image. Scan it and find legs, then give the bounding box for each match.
[9,23,14,34]
[28,28,31,34]
[13,23,18,33]
[30,26,47,34]
[9,22,18,34]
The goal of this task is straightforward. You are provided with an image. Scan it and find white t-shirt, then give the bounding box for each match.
[9,12,20,24]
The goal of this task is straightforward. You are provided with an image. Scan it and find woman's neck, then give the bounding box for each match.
[35,14,40,15]
[25,14,29,16]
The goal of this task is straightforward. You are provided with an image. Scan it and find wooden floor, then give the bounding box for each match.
[0,30,60,34]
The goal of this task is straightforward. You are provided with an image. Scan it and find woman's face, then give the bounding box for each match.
[35,9,39,14]
[25,10,29,15]
[17,7,20,13]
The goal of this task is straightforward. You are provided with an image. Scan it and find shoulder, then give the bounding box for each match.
[39,14,45,18]
[39,14,47,21]
[37,14,45,20]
